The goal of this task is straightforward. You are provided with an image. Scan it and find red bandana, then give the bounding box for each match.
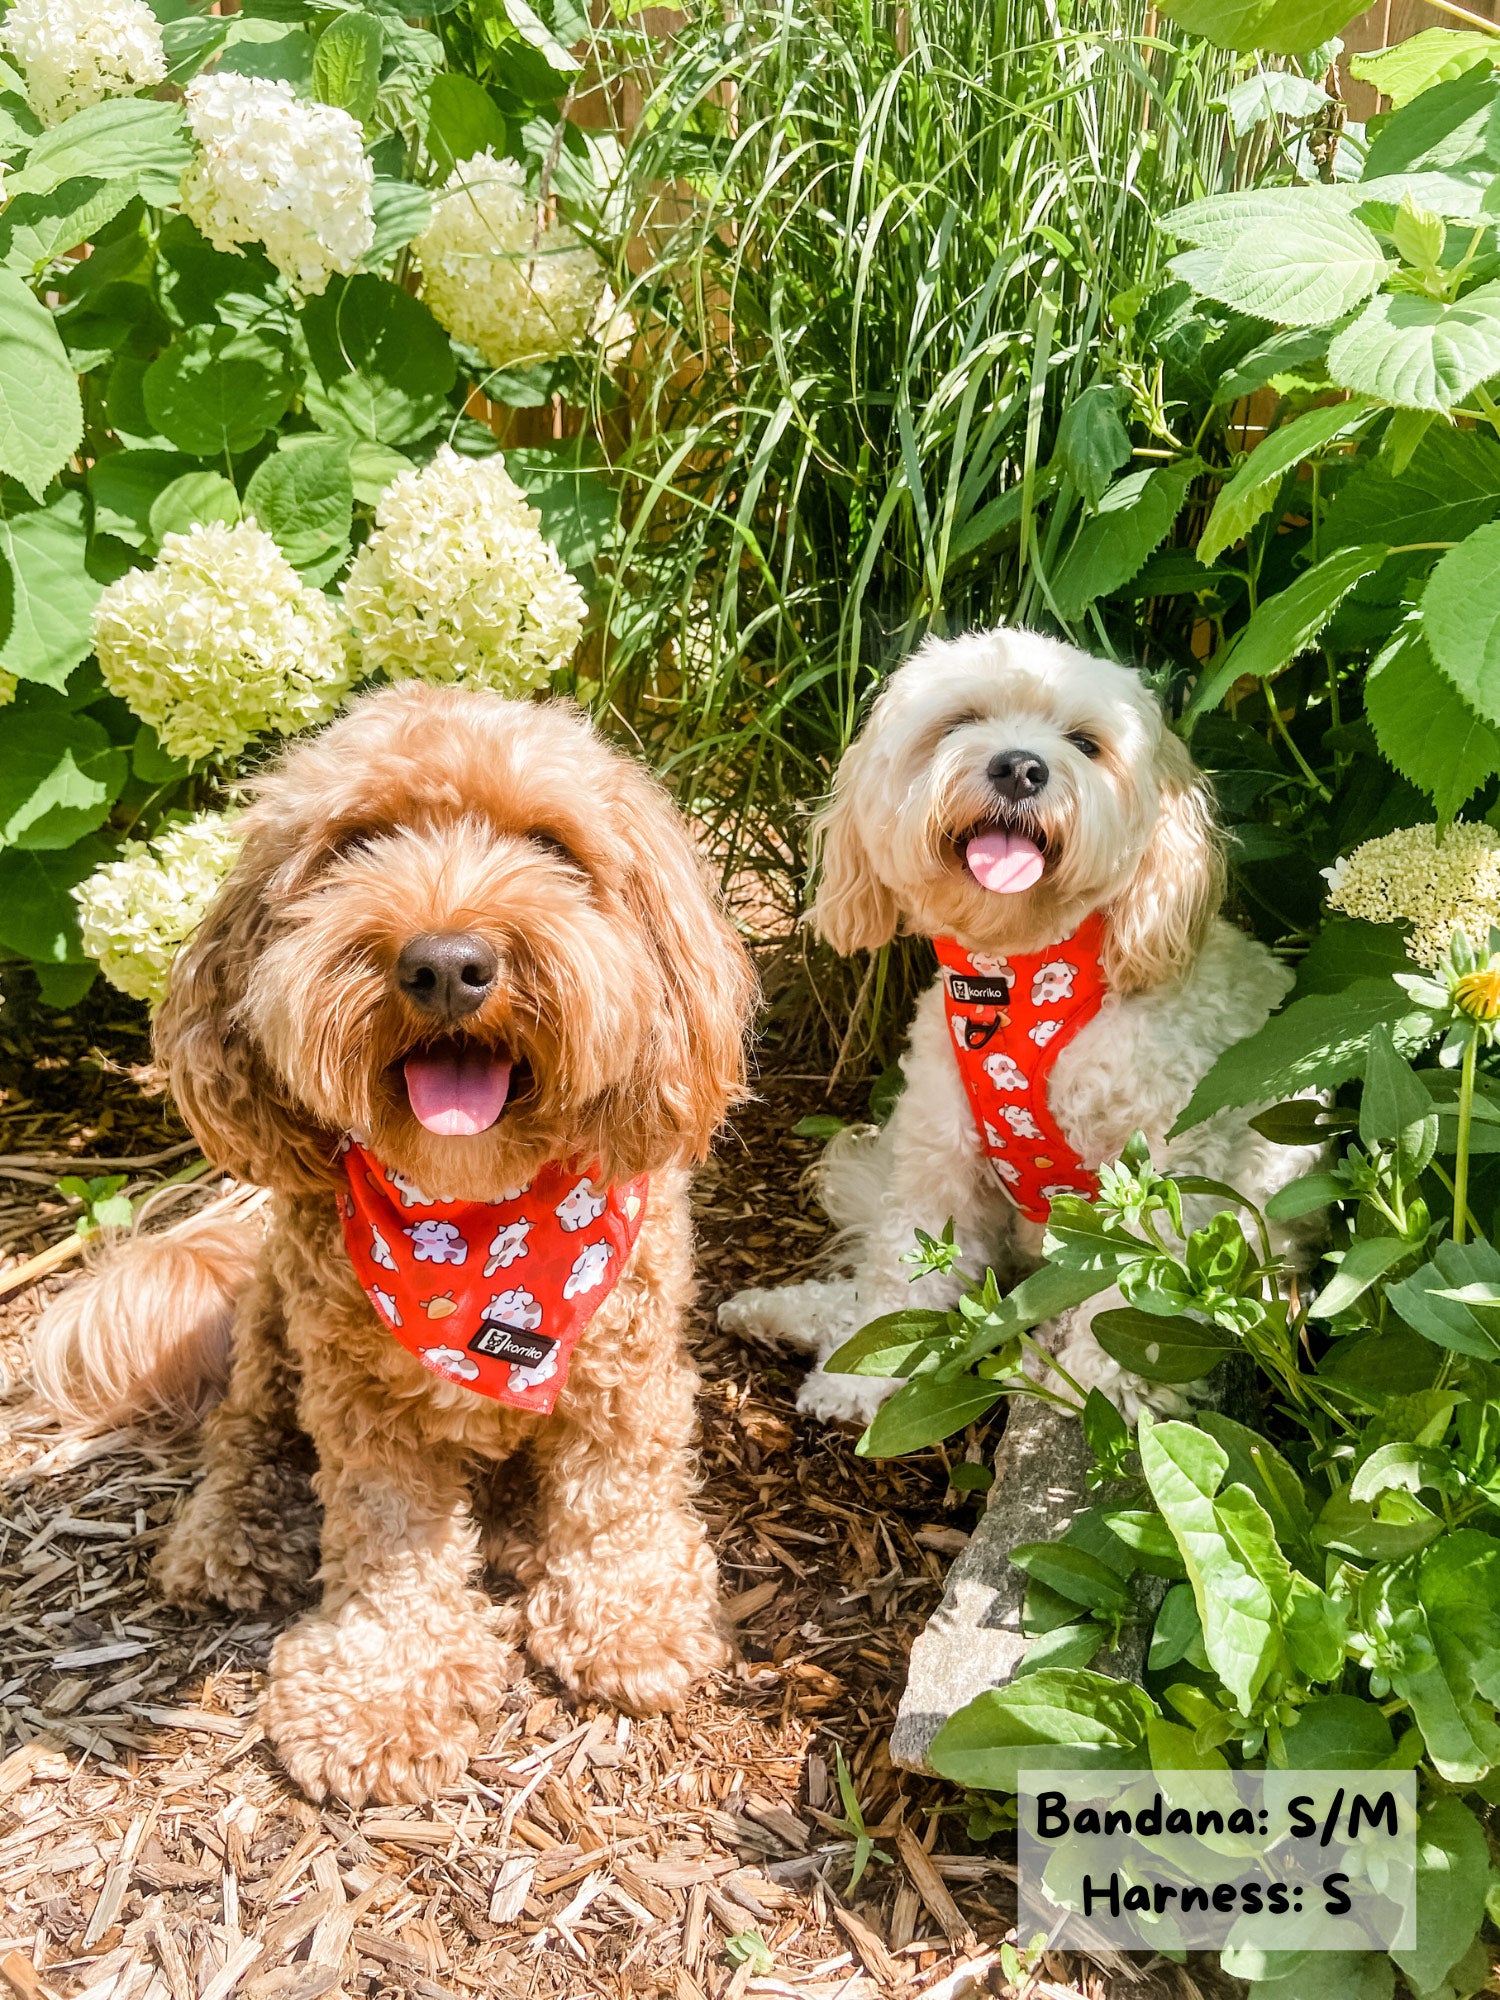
[934,913,1108,1225]
[339,1141,649,1413]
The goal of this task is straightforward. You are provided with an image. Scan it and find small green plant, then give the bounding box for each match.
[723,1931,774,1975]
[56,1172,132,1236]
[827,1745,892,1893]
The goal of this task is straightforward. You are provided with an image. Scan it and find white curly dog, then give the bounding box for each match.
[720,626,1320,1425]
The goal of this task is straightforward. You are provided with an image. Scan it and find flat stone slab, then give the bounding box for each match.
[891,1394,1155,1774]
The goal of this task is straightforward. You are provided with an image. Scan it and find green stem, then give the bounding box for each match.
[1263,682,1331,799]
[1454,1032,1479,1245]
[1426,1158,1482,1242]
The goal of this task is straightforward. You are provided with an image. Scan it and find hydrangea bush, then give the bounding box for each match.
[0,0,623,1009]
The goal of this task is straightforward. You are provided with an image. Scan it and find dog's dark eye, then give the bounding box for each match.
[1067,732,1101,759]
[944,710,984,735]
[530,831,583,871]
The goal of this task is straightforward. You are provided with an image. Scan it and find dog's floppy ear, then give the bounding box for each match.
[1104,727,1224,994]
[608,767,756,1164]
[809,738,900,954]
[154,833,333,1193]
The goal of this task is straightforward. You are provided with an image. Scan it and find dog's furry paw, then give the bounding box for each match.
[717,1278,861,1356]
[794,1365,899,1429]
[263,1604,510,1806]
[535,1605,728,1715]
[155,1478,320,1613]
[526,1532,727,1714]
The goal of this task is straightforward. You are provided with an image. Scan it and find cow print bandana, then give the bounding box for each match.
[934,911,1108,1226]
[339,1141,649,1413]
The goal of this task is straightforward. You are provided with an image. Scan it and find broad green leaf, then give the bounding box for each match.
[1008,1541,1132,1616]
[1418,1531,1500,1705]
[1323,419,1500,551]
[347,440,413,507]
[142,325,294,459]
[1090,1306,1235,1384]
[367,179,432,267]
[500,0,581,72]
[1389,1239,1500,1357]
[1212,327,1331,405]
[0,696,126,851]
[1315,1486,1445,1559]
[1149,1584,1205,1670]
[1361,1021,1439,1172]
[1153,0,1368,55]
[1291,917,1414,998]
[1014,1622,1105,1677]
[1196,399,1371,567]
[1361,1565,1500,1781]
[7,99,189,202]
[1225,71,1328,138]
[148,471,241,545]
[0,835,109,963]
[218,20,314,90]
[0,490,103,689]
[1350,1441,1461,1502]
[1196,1410,1315,1554]
[1392,1798,1492,1995]
[1204,211,1389,326]
[1365,625,1500,824]
[1228,543,1387,683]
[88,449,197,547]
[0,176,140,275]
[301,275,455,446]
[423,72,509,179]
[1099,1509,1186,1578]
[1276,1692,1395,1769]
[1265,1171,1346,1219]
[1052,384,1131,510]
[928,1669,1156,1791]
[0,272,83,500]
[1237,1953,1393,2000]
[856,1372,1000,1458]
[244,438,353,569]
[1423,521,1500,727]
[1350,29,1500,109]
[1362,64,1500,182]
[951,1255,1113,1367]
[312,12,383,124]
[1329,281,1500,412]
[34,960,96,1008]
[506,441,615,571]
[1050,459,1197,620]
[1167,184,1358,254]
[1310,1234,1411,1319]
[824,1308,950,1378]
[1171,978,1424,1134]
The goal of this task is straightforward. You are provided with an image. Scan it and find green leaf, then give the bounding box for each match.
[1171,978,1422,1135]
[0,695,126,851]
[1153,0,1367,54]
[347,440,413,507]
[505,441,615,571]
[1277,1691,1395,1768]
[1325,420,1500,552]
[88,449,197,548]
[33,960,96,1008]
[1366,626,1500,824]
[1389,1239,1500,1357]
[1204,211,1389,326]
[301,276,455,447]
[244,437,353,569]
[0,272,83,501]
[1050,459,1197,621]
[423,72,509,178]
[1100,1509,1186,1577]
[1167,184,1355,253]
[7,99,189,202]
[218,20,314,89]
[367,179,433,268]
[1225,71,1329,138]
[1350,29,1500,109]
[1265,1171,1346,1220]
[1196,399,1372,567]
[142,325,294,459]
[0,834,109,963]
[1361,1020,1440,1173]
[1229,543,1387,683]
[1350,1440,1461,1503]
[1292,918,1415,998]
[1196,1410,1315,1554]
[1149,1583,1205,1670]
[1315,1486,1445,1559]
[1310,1234,1412,1319]
[1393,1798,1492,1996]
[1008,1541,1132,1616]
[1328,281,1500,413]
[312,12,383,123]
[928,1669,1157,1792]
[824,1308,950,1379]
[500,0,581,72]
[148,471,241,545]
[1421,521,1500,728]
[1090,1306,1236,1384]
[0,489,104,689]
[0,175,140,276]
[1236,1953,1393,2000]
[1014,1621,1105,1677]
[1053,384,1131,510]
[1418,1529,1500,1705]
[856,1373,1000,1458]
[1363,64,1500,181]
[951,1255,1114,1367]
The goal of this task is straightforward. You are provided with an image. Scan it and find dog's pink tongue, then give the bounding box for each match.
[404,1049,513,1137]
[966,828,1045,894]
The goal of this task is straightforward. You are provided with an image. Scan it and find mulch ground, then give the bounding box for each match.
[0,980,1233,2000]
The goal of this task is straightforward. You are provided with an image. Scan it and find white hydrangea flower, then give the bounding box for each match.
[413,151,605,370]
[75,812,243,1007]
[93,519,354,761]
[344,445,586,694]
[180,73,374,298]
[1,0,165,126]
[1323,822,1500,967]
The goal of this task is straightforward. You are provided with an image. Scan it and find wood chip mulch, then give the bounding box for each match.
[0,983,1231,2000]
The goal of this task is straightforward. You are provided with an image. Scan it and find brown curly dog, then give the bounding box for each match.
[33,685,756,1806]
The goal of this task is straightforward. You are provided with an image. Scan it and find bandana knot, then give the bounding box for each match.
[339,1141,648,1411]
[934,912,1108,1225]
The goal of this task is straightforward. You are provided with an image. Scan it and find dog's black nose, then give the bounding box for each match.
[987,749,1049,802]
[397,932,498,1019]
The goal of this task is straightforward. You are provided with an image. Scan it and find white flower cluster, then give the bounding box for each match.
[344,446,586,694]
[75,812,242,1007]
[93,519,354,761]
[1323,821,1500,966]
[179,73,374,298]
[1,0,165,126]
[414,152,605,370]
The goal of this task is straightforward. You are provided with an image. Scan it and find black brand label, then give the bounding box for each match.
[469,1323,557,1367]
[949,974,1012,1006]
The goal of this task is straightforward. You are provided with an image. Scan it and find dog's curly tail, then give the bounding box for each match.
[28,1189,265,1435]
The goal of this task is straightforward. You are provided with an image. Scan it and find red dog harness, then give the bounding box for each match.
[339,1141,648,1413]
[934,913,1108,1225]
